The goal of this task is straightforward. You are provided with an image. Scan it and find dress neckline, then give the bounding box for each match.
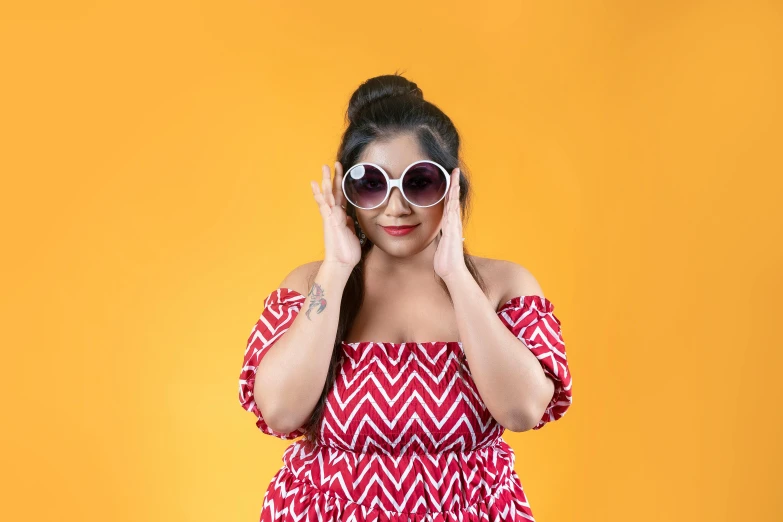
[341,341,463,347]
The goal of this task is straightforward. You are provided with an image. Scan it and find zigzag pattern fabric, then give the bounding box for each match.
[239,287,573,521]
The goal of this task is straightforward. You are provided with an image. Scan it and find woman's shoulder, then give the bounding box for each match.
[468,255,545,309]
[276,260,323,297]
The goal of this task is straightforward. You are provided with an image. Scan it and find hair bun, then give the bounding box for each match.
[347,74,423,123]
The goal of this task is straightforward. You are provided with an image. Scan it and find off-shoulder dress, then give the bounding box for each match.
[238,287,573,522]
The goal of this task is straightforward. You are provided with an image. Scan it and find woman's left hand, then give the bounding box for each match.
[434,168,468,282]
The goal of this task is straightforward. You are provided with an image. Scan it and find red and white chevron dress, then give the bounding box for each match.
[239,287,572,522]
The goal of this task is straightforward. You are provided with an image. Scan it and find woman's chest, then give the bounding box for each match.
[343,281,500,344]
[345,299,458,343]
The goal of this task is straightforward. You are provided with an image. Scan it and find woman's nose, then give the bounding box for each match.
[384,186,410,213]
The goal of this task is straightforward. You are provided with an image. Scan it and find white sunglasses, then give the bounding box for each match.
[342,160,451,210]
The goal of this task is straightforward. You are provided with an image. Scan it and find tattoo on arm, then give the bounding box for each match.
[305,282,327,320]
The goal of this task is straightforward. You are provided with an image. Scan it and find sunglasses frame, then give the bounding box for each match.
[342,159,451,210]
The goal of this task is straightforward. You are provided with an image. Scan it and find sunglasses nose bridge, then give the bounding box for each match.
[389,177,415,203]
[385,178,409,206]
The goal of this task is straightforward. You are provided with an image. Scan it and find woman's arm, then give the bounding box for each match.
[254,261,351,433]
[442,262,556,432]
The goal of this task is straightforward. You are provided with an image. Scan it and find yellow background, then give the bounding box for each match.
[2,1,781,520]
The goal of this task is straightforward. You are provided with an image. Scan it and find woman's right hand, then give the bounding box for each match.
[310,161,362,271]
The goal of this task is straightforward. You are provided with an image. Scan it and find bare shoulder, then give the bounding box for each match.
[277,260,323,297]
[468,255,545,309]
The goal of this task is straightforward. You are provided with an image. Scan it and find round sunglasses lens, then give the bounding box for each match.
[344,164,387,208]
[402,162,448,206]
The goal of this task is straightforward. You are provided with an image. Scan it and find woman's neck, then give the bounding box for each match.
[365,242,438,280]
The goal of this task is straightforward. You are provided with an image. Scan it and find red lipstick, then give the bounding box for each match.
[381,224,419,236]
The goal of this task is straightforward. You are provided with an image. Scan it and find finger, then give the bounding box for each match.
[311,180,332,218]
[334,161,345,207]
[321,165,334,208]
[446,170,455,209]
[446,170,455,213]
[452,169,460,214]
[324,164,337,208]
[439,201,448,231]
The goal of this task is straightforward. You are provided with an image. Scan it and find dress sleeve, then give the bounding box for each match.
[496,295,573,430]
[238,287,308,439]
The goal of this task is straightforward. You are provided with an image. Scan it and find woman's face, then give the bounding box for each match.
[353,133,446,257]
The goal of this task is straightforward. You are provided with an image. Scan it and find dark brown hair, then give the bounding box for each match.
[299,72,488,444]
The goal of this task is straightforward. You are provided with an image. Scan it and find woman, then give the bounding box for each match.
[238,73,573,522]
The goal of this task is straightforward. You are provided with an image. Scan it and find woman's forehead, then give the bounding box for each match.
[358,136,428,176]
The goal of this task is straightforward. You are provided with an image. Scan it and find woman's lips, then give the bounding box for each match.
[381,224,419,236]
